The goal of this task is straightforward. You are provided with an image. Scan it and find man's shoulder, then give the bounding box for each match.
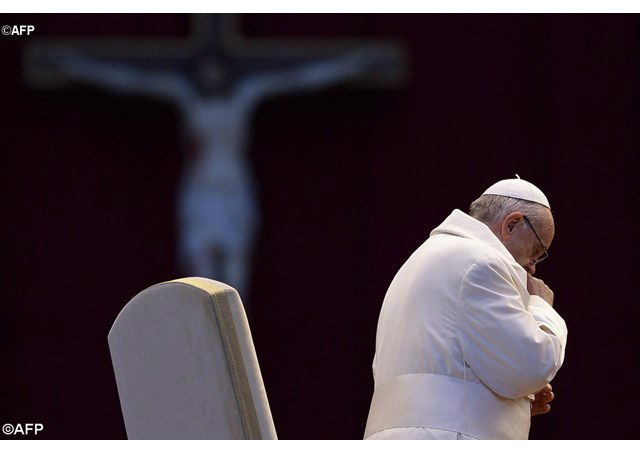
[427,233,504,264]
[409,234,510,285]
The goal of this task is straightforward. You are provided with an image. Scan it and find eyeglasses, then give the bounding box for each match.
[522,215,549,265]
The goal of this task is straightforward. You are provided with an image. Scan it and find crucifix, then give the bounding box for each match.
[25,15,408,314]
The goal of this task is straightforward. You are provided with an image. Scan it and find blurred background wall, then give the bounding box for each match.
[0,13,638,439]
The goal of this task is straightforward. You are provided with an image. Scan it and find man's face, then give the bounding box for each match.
[499,210,554,275]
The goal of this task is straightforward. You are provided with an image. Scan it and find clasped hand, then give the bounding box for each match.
[531,384,554,416]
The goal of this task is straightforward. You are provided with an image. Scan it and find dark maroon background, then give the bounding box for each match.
[1,14,638,439]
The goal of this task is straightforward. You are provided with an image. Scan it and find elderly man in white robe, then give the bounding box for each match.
[364,177,567,440]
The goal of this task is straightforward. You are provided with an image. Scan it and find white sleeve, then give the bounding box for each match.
[456,256,568,400]
[528,295,568,351]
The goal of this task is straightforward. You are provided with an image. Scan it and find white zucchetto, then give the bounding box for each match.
[482,175,550,209]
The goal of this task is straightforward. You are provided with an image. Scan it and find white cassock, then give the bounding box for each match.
[364,209,568,440]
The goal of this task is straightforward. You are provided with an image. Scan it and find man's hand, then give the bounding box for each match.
[527,274,554,307]
[531,384,554,416]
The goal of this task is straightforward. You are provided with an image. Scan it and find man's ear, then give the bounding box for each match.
[502,212,524,237]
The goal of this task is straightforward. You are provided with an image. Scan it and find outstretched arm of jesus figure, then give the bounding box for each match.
[235,48,386,109]
[50,53,195,106]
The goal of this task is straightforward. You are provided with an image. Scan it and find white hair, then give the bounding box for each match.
[469,194,550,226]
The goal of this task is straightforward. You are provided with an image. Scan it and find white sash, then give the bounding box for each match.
[364,373,531,440]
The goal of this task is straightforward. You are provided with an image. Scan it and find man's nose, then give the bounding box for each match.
[525,263,536,275]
